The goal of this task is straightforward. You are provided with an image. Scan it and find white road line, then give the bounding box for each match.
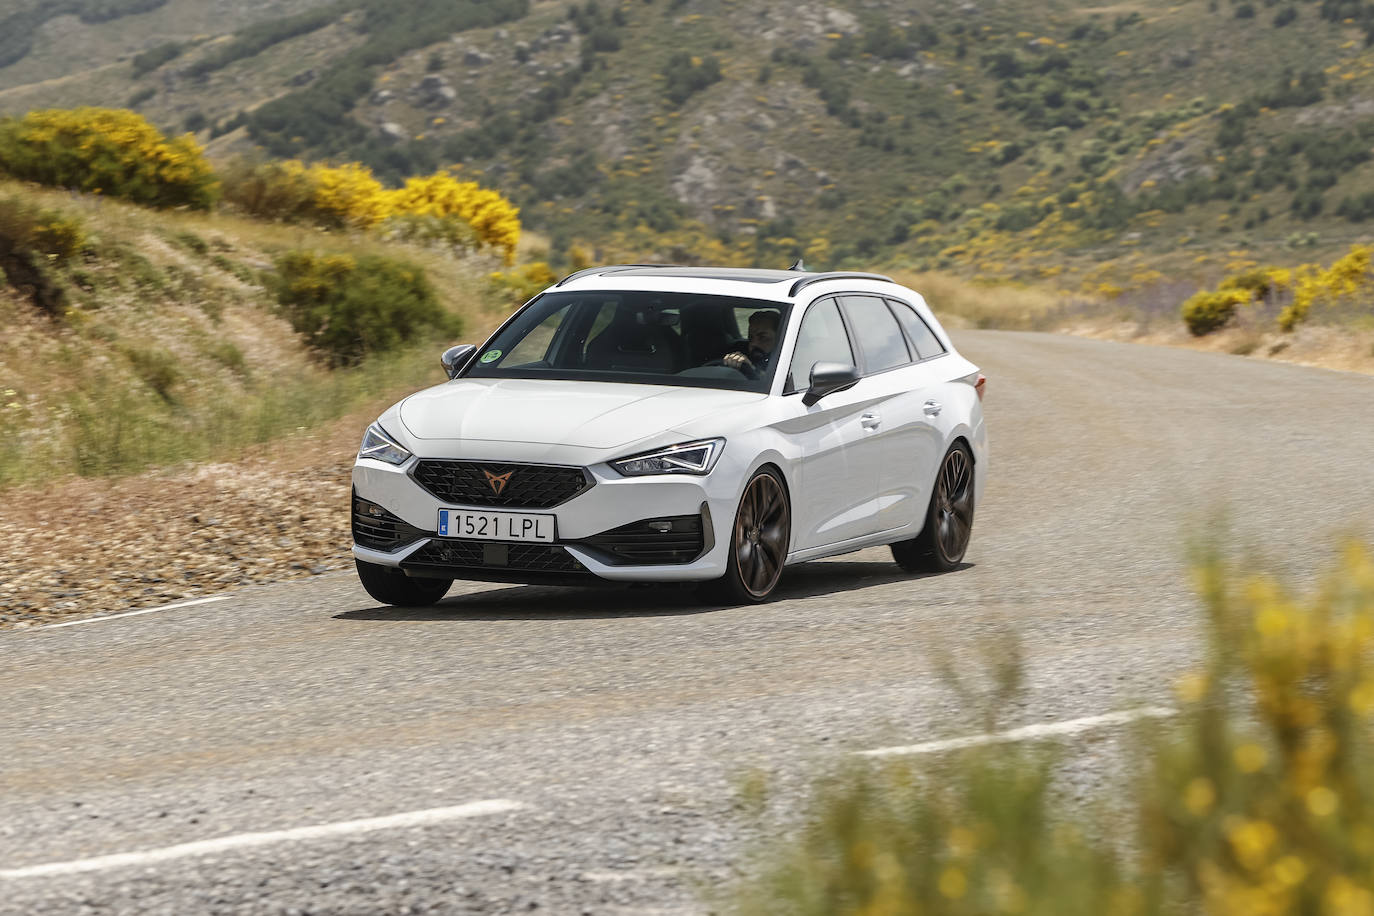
[858,706,1178,758]
[0,799,527,880]
[40,595,230,630]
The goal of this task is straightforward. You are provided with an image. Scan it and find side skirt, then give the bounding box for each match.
[786,523,922,565]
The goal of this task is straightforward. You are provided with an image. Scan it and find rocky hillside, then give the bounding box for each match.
[3,0,1374,286]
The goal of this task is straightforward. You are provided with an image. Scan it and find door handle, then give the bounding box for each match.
[860,412,881,430]
[923,400,943,417]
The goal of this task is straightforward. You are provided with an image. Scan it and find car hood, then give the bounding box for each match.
[397,378,767,450]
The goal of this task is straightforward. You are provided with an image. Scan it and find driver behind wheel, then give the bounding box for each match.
[722,310,780,378]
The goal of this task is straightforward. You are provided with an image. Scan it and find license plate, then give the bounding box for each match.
[437,509,556,542]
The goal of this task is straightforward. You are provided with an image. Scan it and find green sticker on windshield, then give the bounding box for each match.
[479,349,502,363]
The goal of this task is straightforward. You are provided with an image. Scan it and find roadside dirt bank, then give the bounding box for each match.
[0,418,366,629]
[1071,321,1374,376]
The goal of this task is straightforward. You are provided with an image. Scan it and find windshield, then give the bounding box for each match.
[464,291,792,392]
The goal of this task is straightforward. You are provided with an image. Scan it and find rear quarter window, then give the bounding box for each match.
[889,299,947,361]
[841,295,911,373]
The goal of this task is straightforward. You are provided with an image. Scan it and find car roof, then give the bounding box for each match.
[552,264,901,300]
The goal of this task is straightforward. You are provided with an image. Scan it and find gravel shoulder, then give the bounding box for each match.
[0,419,364,629]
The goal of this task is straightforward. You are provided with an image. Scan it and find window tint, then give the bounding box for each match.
[842,296,910,373]
[502,301,571,366]
[466,291,790,392]
[889,299,946,360]
[787,299,854,392]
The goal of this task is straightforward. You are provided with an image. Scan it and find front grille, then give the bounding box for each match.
[352,494,429,551]
[411,460,591,509]
[401,539,587,574]
[575,515,705,566]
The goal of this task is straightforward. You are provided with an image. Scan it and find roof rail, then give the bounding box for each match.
[788,272,895,297]
[554,264,682,287]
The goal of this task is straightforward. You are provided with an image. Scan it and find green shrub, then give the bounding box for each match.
[122,345,181,401]
[1181,288,1249,336]
[661,52,723,106]
[0,197,86,262]
[131,41,182,76]
[217,156,318,223]
[270,250,459,366]
[0,197,85,315]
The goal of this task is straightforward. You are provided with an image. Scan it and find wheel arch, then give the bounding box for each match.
[741,455,795,554]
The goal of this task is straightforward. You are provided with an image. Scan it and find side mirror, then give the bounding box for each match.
[803,362,860,406]
[440,344,477,379]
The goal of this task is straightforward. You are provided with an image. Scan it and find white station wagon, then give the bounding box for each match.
[351,265,987,604]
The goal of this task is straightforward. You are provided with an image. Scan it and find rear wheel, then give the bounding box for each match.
[891,442,975,573]
[355,558,452,606]
[703,467,791,604]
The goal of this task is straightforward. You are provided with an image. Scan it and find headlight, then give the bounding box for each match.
[358,423,412,466]
[611,438,724,477]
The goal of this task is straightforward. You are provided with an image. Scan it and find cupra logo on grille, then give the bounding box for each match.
[483,469,515,495]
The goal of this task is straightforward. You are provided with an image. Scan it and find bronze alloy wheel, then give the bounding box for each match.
[729,469,791,600]
[892,442,975,573]
[933,445,974,563]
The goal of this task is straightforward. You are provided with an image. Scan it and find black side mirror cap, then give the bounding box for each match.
[803,361,860,406]
[440,344,477,379]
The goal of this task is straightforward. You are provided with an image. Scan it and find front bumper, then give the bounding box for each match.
[351,457,738,582]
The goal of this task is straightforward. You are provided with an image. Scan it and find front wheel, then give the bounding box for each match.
[891,442,975,573]
[355,558,452,606]
[703,467,791,604]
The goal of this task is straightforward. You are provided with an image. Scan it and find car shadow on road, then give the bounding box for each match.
[333,560,973,622]
[777,559,972,600]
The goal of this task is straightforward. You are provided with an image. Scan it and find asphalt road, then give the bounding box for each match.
[3,331,1373,914]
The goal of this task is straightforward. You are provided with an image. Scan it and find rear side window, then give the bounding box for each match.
[889,299,946,360]
[842,296,910,373]
[786,299,854,392]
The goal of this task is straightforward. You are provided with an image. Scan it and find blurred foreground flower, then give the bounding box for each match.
[735,541,1374,915]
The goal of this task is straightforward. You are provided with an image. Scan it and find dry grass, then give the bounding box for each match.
[888,269,1095,331]
[885,267,1374,376]
[0,179,510,489]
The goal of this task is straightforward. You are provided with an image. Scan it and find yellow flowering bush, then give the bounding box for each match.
[1182,287,1254,336]
[737,541,1374,915]
[385,171,521,264]
[1278,245,1372,331]
[487,261,557,306]
[219,159,520,261]
[307,162,392,230]
[0,107,217,209]
[1142,541,1374,915]
[1183,246,1374,335]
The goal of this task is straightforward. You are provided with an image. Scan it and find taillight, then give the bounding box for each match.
[974,374,986,401]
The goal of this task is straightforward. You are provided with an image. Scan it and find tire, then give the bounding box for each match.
[355,558,452,606]
[891,441,975,573]
[703,466,791,604]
